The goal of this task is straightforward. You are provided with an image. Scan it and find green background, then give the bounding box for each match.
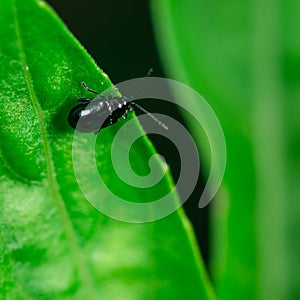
[1,0,300,299]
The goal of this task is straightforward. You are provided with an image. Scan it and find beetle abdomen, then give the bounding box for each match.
[68,98,130,133]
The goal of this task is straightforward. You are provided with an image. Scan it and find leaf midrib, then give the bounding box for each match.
[11,0,95,297]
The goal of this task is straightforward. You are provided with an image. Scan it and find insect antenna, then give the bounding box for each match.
[130,68,153,99]
[128,68,168,131]
[131,101,168,131]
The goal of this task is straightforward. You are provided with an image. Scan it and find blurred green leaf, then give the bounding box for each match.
[152,0,300,299]
[0,0,215,299]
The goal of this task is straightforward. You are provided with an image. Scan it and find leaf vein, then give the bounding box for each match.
[11,0,96,297]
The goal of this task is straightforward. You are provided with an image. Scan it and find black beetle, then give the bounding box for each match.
[68,82,168,134]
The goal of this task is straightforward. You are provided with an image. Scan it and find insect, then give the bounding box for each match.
[68,81,168,134]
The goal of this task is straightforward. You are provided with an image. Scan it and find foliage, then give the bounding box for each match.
[151,0,300,299]
[0,0,214,299]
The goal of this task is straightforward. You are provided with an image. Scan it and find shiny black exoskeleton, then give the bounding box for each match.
[68,82,132,134]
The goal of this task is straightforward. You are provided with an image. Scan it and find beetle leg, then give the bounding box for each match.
[122,110,129,119]
[81,82,99,95]
[77,98,92,103]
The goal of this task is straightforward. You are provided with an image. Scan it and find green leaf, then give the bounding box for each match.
[0,0,215,299]
[151,0,300,299]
